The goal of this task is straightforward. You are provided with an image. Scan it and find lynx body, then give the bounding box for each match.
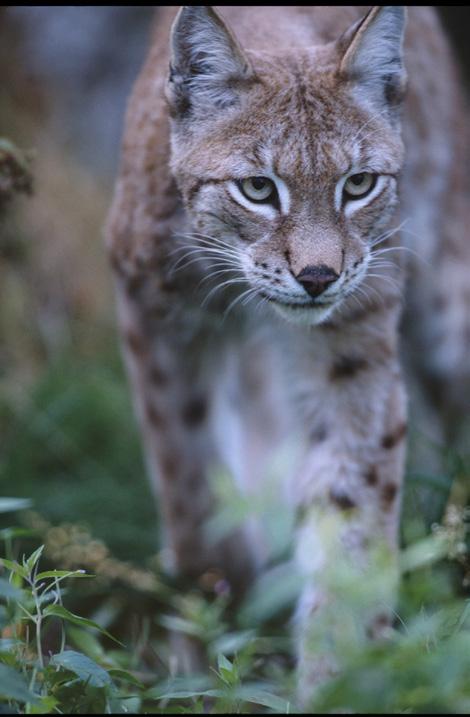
[106,6,470,700]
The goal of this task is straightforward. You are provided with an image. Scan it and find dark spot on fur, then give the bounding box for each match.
[261,262,268,269]
[146,402,166,429]
[365,467,379,486]
[149,365,168,387]
[330,356,368,380]
[375,612,390,627]
[310,424,328,443]
[296,504,309,524]
[366,611,391,639]
[168,498,187,519]
[125,275,145,298]
[329,488,356,511]
[160,277,177,292]
[125,329,145,356]
[146,304,168,321]
[237,230,252,243]
[161,452,178,479]
[274,268,282,275]
[381,482,398,508]
[382,423,407,449]
[182,396,207,427]
[186,179,203,204]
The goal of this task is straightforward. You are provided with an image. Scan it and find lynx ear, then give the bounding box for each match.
[338,6,407,113]
[166,6,254,117]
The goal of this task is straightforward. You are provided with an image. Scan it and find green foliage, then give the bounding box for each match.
[0,533,294,713]
[0,498,470,714]
[0,349,158,561]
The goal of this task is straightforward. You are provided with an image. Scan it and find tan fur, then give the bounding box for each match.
[106,5,470,702]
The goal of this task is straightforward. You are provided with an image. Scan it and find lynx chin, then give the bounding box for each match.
[106,5,470,703]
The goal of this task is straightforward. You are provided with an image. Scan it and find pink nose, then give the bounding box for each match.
[296,265,339,298]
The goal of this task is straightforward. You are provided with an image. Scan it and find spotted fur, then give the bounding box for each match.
[106,5,470,702]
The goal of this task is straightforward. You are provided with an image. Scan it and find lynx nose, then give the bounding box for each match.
[296,265,339,299]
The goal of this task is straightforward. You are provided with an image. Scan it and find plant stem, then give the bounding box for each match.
[30,578,44,670]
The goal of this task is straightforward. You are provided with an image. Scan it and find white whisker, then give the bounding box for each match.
[366,273,403,294]
[201,277,247,308]
[370,218,410,248]
[372,245,425,264]
[198,267,240,286]
[223,287,259,321]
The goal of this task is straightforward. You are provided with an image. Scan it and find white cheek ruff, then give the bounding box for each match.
[344,175,388,217]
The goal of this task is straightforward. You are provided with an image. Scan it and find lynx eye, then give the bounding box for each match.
[343,172,377,200]
[239,177,276,203]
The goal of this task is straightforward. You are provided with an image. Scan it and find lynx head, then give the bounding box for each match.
[166,6,407,324]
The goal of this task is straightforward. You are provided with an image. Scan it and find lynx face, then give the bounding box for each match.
[167,8,406,324]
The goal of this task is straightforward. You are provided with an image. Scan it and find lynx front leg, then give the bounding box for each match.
[290,315,407,703]
[114,282,258,596]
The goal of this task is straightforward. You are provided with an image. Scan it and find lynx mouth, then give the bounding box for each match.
[262,295,337,325]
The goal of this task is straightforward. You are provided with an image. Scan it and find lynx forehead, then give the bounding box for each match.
[107,3,470,706]
[166,6,405,325]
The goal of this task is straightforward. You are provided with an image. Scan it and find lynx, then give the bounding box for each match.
[106,5,470,701]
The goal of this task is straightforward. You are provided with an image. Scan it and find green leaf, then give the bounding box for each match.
[68,626,106,662]
[400,533,450,573]
[24,545,44,573]
[145,675,213,700]
[217,653,233,672]
[235,685,292,712]
[216,653,239,688]
[158,614,202,637]
[0,577,23,600]
[107,668,144,688]
[210,630,257,657]
[0,527,37,541]
[43,604,123,645]
[29,695,59,714]
[239,562,304,625]
[0,662,38,703]
[0,498,32,514]
[49,650,113,688]
[36,569,92,581]
[0,558,27,579]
